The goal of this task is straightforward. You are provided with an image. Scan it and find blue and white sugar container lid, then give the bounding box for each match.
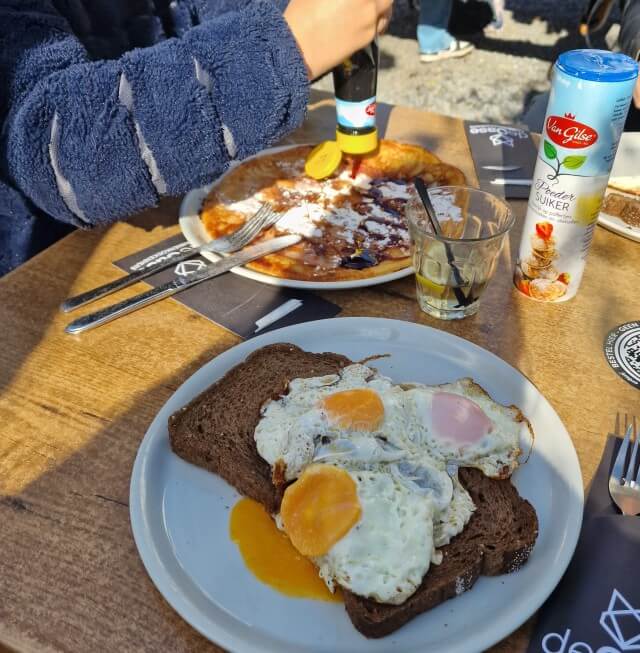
[514,49,638,303]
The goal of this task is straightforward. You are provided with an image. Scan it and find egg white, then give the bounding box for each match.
[313,469,435,605]
[398,379,526,478]
[433,477,475,549]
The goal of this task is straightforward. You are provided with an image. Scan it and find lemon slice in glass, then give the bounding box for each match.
[416,273,446,297]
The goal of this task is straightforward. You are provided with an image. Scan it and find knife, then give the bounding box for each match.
[60,240,202,313]
[489,178,532,186]
[65,235,301,334]
[482,165,522,172]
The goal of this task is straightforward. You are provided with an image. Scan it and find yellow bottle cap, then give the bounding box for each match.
[335,128,379,155]
[304,141,343,180]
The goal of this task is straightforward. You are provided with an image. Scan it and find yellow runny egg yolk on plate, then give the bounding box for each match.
[321,387,385,431]
[280,464,362,557]
[229,497,341,602]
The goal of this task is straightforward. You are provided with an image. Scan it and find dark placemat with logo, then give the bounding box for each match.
[113,235,341,338]
[464,122,537,199]
[527,436,640,652]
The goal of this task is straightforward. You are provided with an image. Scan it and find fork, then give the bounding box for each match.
[608,413,640,515]
[61,203,280,312]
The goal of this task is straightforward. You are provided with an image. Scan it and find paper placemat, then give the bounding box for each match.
[464,122,537,199]
[527,436,640,652]
[113,235,341,338]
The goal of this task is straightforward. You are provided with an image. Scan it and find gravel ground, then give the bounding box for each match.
[312,0,615,125]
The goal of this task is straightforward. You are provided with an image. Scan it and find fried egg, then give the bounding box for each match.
[253,363,529,604]
[255,364,408,480]
[255,365,527,481]
[279,464,436,605]
[397,379,528,478]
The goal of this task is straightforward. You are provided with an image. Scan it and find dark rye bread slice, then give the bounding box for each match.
[342,467,539,638]
[168,343,350,514]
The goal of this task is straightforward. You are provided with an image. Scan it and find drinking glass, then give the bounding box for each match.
[405,186,514,320]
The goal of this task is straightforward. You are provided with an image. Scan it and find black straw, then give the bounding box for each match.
[413,178,472,308]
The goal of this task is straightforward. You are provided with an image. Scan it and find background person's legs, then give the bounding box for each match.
[418,0,454,53]
[418,0,473,61]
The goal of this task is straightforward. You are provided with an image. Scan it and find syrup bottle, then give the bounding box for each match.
[332,39,379,155]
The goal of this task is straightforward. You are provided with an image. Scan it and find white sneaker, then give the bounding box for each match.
[420,40,474,63]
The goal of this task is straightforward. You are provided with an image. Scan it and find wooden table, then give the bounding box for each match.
[1,93,638,653]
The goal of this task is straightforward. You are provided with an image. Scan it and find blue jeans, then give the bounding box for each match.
[418,0,454,54]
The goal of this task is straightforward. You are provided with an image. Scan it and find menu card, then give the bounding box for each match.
[113,235,341,338]
[464,122,537,199]
[527,436,640,652]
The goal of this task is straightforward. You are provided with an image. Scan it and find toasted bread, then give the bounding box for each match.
[168,344,349,513]
[608,176,640,197]
[168,344,538,637]
[342,468,538,637]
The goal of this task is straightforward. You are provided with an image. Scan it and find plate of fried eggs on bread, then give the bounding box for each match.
[129,317,583,653]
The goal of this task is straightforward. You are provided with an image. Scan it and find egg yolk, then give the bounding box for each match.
[230,497,341,602]
[321,388,385,431]
[281,464,362,557]
[432,392,493,444]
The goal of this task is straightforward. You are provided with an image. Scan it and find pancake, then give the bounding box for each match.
[199,140,466,282]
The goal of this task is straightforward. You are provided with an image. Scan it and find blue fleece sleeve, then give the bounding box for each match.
[190,0,290,19]
[2,0,308,228]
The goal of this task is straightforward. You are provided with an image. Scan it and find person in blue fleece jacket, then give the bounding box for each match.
[0,0,393,276]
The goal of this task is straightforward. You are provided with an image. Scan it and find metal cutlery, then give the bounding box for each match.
[489,178,532,186]
[61,202,280,313]
[65,234,301,335]
[608,412,640,515]
[482,165,522,172]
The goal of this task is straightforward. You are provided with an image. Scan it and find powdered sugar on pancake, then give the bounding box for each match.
[326,207,367,234]
[375,181,413,200]
[431,193,464,222]
[276,204,324,239]
[364,220,390,236]
[227,196,265,216]
[221,174,411,252]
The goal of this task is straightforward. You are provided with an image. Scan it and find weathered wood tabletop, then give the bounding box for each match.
[1,93,638,653]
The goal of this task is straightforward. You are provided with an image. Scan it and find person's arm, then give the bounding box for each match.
[1,0,309,228]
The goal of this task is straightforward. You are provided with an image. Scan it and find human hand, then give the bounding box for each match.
[377,6,393,34]
[284,0,393,80]
[634,76,640,109]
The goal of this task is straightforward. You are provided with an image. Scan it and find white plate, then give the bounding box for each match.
[598,209,640,242]
[179,145,414,290]
[598,132,640,242]
[129,317,583,653]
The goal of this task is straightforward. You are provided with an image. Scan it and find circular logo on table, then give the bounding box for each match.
[604,321,640,390]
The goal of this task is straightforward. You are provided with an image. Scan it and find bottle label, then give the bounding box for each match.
[336,97,376,130]
[514,66,636,303]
